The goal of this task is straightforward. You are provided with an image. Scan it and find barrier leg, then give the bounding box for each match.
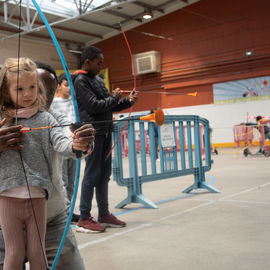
[115,187,158,209]
[115,197,130,209]
[200,181,220,193]
[183,168,220,193]
[183,182,220,193]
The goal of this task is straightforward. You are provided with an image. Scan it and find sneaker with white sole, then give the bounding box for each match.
[98,213,126,228]
[76,217,106,233]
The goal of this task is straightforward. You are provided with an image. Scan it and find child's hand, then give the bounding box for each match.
[70,124,95,155]
[0,119,24,151]
[129,90,138,103]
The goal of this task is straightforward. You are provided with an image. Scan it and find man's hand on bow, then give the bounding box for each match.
[70,124,95,155]
[129,90,138,104]
[0,118,24,152]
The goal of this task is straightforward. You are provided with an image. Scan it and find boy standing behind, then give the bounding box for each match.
[51,73,75,122]
[51,73,79,222]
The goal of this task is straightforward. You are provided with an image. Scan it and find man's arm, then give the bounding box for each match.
[49,110,95,156]
[112,90,138,112]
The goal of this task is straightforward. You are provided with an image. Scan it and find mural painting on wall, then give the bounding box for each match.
[56,67,110,92]
[98,68,110,92]
[213,76,270,104]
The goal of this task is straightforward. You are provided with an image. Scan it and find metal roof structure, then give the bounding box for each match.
[0,0,200,52]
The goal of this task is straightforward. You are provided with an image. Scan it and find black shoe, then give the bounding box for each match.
[71,213,80,223]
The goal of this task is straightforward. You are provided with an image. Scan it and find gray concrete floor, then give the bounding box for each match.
[73,147,270,270]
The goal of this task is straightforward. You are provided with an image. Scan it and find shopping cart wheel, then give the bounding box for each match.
[263,150,269,157]
[243,148,249,157]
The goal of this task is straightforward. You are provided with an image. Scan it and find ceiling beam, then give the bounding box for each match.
[102,9,142,23]
[132,1,164,13]
[0,26,84,45]
[0,12,102,39]
[132,1,155,10]
[102,9,134,20]
[78,17,119,30]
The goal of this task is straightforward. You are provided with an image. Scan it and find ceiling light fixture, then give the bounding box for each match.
[143,10,153,20]
[245,50,254,57]
[69,49,82,54]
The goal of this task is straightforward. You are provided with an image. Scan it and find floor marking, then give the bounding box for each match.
[72,176,216,230]
[114,175,216,216]
[152,200,215,224]
[78,201,213,251]
[218,180,270,201]
[220,199,270,205]
[77,179,270,250]
[78,223,152,250]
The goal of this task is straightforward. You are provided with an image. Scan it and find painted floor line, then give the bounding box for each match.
[220,199,270,205]
[114,175,216,216]
[78,200,214,251]
[77,179,270,250]
[218,180,270,201]
[72,175,216,230]
[78,223,152,250]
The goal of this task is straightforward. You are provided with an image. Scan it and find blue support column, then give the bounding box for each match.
[186,121,193,168]
[179,121,186,170]
[139,122,147,176]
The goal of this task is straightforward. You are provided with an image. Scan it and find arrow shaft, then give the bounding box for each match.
[120,90,196,95]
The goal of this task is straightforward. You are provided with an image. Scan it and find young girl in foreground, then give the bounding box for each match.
[0,58,76,270]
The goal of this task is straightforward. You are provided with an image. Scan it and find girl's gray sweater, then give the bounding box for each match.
[0,111,74,198]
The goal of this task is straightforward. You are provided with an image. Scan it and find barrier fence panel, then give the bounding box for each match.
[112,115,219,209]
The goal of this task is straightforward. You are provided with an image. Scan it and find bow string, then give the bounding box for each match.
[31,1,81,269]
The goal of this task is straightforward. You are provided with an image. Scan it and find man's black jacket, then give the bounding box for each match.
[73,71,133,135]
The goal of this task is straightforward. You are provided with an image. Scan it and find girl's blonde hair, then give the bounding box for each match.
[0,57,46,115]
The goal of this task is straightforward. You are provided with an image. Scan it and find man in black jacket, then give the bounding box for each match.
[74,46,138,233]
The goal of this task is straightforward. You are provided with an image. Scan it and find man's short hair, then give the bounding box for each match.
[80,46,102,66]
[35,61,57,80]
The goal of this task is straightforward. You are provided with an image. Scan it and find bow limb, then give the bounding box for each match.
[106,25,137,159]
[31,1,81,269]
[120,24,137,91]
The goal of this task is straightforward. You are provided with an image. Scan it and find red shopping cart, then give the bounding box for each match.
[256,119,270,156]
[233,122,269,157]
[233,124,253,146]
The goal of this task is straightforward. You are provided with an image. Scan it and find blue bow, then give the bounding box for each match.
[31,0,81,269]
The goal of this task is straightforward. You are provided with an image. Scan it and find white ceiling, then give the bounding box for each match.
[0,0,200,51]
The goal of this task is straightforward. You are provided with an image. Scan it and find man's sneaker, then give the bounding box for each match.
[71,213,80,224]
[98,213,126,228]
[76,217,106,233]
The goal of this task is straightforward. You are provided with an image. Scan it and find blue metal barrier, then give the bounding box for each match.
[112,114,219,209]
